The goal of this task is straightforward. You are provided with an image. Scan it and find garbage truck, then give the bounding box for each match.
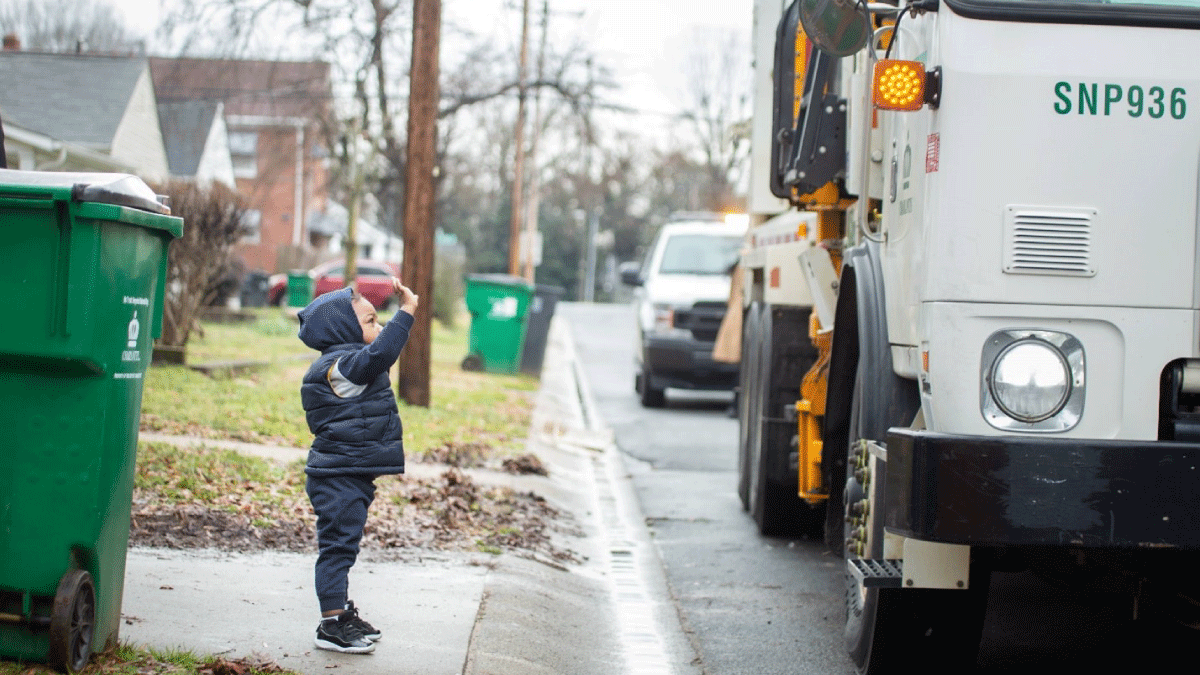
[735,0,1200,670]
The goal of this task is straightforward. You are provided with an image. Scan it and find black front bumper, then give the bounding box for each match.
[886,429,1200,549]
[643,335,738,391]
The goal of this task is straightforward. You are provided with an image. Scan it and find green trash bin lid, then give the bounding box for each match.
[0,169,180,235]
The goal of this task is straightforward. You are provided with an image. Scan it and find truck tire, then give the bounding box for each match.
[737,302,762,510]
[748,306,819,536]
[638,362,666,408]
[842,366,989,674]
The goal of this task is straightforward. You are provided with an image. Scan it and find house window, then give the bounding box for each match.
[228,131,259,179]
[240,209,262,244]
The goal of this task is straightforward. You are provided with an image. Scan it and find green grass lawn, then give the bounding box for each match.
[140,308,537,460]
[0,644,295,675]
[0,312,544,674]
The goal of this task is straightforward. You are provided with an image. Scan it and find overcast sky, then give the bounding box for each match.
[111,0,753,142]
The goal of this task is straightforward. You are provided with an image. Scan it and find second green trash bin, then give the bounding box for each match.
[0,170,182,673]
[286,269,313,308]
[462,274,535,374]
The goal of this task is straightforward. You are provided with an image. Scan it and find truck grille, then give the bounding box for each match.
[674,301,726,342]
[1004,206,1096,277]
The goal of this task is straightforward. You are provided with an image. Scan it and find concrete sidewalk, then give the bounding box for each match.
[120,315,695,675]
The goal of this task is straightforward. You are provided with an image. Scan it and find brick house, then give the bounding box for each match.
[149,57,333,275]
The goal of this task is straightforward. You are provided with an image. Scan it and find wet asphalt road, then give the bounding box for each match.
[561,302,852,675]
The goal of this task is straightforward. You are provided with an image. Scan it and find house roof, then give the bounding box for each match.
[307,201,400,250]
[0,51,146,147]
[157,100,220,177]
[307,200,373,237]
[148,57,332,123]
[1,114,134,173]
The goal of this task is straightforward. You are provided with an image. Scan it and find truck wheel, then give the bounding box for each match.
[748,305,808,536]
[842,369,988,674]
[737,303,762,510]
[638,364,666,408]
[48,569,95,674]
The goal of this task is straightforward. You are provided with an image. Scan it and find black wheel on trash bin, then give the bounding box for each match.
[48,569,95,674]
[461,354,484,371]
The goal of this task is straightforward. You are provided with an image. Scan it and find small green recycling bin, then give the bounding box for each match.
[461,274,535,374]
[0,170,182,672]
[286,270,312,308]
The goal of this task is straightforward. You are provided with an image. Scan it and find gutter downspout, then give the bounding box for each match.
[36,145,68,171]
[294,121,304,247]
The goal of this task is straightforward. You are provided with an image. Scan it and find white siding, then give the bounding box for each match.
[195,102,236,189]
[110,67,169,181]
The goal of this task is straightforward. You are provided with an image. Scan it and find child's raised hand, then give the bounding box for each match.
[392,278,419,314]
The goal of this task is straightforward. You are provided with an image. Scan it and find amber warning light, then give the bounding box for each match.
[873,59,941,111]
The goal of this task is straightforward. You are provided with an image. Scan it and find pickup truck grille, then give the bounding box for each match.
[674,301,727,342]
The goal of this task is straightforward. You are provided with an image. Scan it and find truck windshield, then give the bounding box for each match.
[658,234,743,276]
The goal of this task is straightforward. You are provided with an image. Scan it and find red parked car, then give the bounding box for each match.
[268,259,401,310]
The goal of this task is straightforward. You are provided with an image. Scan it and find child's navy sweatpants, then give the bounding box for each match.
[306,474,377,613]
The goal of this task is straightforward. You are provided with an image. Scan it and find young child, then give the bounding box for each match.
[296,278,418,654]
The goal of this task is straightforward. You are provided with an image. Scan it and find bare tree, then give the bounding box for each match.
[0,0,144,53]
[680,28,752,212]
[154,181,249,348]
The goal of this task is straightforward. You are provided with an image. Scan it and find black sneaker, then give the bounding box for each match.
[315,612,375,654]
[343,600,382,642]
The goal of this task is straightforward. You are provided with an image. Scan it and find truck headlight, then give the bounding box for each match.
[981,330,1085,432]
[652,303,676,334]
[990,341,1069,421]
[639,302,691,338]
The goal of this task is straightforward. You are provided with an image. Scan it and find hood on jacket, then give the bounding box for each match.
[298,287,362,351]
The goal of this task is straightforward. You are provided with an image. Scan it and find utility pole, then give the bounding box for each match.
[521,0,549,283]
[584,211,599,302]
[343,117,365,290]
[508,0,531,277]
[397,0,441,408]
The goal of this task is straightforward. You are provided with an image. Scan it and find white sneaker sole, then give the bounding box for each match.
[315,637,375,654]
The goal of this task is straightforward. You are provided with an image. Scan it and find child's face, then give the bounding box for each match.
[352,296,382,344]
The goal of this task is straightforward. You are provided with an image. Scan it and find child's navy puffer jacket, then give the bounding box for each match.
[297,288,413,477]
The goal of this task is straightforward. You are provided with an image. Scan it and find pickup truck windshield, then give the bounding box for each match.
[658,234,743,276]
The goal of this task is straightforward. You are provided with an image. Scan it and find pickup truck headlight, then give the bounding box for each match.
[981,330,1085,431]
[653,304,676,333]
[641,302,692,338]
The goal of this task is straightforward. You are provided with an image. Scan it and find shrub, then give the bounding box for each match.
[433,242,465,328]
[153,181,249,347]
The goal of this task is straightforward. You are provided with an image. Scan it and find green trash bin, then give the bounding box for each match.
[0,170,182,672]
[461,274,535,374]
[286,269,312,308]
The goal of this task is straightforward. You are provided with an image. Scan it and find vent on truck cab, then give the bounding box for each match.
[1003,206,1096,277]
